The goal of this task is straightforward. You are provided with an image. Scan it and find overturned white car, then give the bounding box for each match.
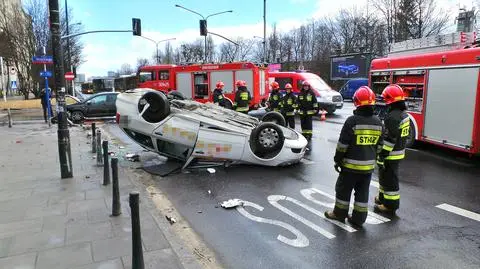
[115,89,308,168]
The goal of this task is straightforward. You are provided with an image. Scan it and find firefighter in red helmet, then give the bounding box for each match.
[268,81,282,112]
[281,83,297,128]
[375,84,409,215]
[297,81,318,140]
[234,80,251,113]
[325,86,383,226]
[213,81,227,108]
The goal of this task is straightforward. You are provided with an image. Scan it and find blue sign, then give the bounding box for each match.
[40,71,52,77]
[11,81,17,89]
[32,56,53,64]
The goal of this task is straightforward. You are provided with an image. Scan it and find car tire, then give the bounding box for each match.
[138,91,171,123]
[261,111,286,126]
[71,111,84,123]
[250,122,285,154]
[406,120,416,148]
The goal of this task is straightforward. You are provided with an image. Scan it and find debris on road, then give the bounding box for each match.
[165,215,177,224]
[221,199,244,209]
[207,168,216,174]
[119,146,125,149]
[125,153,140,162]
[208,190,212,195]
[197,211,202,214]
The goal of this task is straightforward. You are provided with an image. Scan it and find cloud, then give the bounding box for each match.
[83,11,91,18]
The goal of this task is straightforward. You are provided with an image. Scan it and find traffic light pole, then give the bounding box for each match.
[49,0,73,179]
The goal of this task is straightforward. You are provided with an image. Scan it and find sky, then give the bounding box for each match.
[68,0,474,79]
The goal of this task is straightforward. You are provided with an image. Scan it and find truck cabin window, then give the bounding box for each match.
[139,71,155,83]
[194,73,208,99]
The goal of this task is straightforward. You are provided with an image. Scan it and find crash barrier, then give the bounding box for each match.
[91,123,96,153]
[130,192,145,269]
[111,158,122,216]
[103,140,110,186]
[96,130,102,166]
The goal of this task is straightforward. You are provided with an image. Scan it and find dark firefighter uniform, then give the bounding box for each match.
[268,89,282,112]
[332,108,383,224]
[298,89,318,139]
[234,86,251,113]
[213,88,226,107]
[376,108,409,212]
[281,91,297,129]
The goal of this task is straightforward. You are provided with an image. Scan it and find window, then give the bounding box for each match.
[106,94,117,104]
[139,71,155,83]
[159,70,170,80]
[194,73,208,99]
[89,95,107,105]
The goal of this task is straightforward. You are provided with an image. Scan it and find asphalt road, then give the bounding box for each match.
[109,103,480,269]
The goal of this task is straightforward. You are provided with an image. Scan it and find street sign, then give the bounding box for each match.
[65,71,75,80]
[11,80,17,89]
[32,56,53,65]
[40,71,52,77]
[9,67,16,75]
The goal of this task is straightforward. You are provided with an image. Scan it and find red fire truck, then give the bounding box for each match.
[137,62,269,108]
[370,33,480,155]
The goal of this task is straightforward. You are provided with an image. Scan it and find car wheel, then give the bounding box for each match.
[71,111,84,123]
[261,111,286,126]
[138,91,171,123]
[406,120,416,148]
[251,122,285,154]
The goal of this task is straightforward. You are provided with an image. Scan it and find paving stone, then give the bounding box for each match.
[9,229,65,255]
[0,188,32,202]
[0,218,42,239]
[86,188,111,200]
[92,236,133,262]
[0,209,27,224]
[72,258,124,269]
[66,221,114,245]
[88,208,116,224]
[37,242,93,269]
[0,194,49,212]
[0,252,36,269]
[141,228,170,252]
[122,248,182,269]
[0,237,14,258]
[24,202,67,219]
[48,191,86,206]
[68,198,107,213]
[42,212,88,231]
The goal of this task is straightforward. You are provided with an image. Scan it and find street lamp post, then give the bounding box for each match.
[254,36,266,62]
[138,37,176,64]
[175,4,232,63]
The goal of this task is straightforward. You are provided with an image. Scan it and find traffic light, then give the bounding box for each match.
[132,18,141,36]
[200,20,207,36]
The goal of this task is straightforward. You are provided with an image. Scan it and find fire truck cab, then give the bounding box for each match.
[370,39,480,155]
[137,65,176,92]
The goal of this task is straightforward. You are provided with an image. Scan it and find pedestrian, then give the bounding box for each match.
[39,87,52,123]
[324,86,383,226]
[213,81,227,108]
[267,81,282,112]
[375,84,409,215]
[281,83,297,129]
[234,80,251,114]
[297,81,318,140]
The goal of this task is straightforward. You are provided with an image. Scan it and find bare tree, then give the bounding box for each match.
[136,58,149,70]
[118,63,133,75]
[164,41,174,64]
[179,39,204,63]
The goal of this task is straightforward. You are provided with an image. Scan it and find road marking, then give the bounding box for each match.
[436,203,480,222]
[267,195,337,238]
[236,200,310,247]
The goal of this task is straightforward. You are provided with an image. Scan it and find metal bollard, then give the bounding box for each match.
[103,140,110,185]
[129,192,144,269]
[96,130,102,166]
[91,123,96,153]
[111,158,121,216]
[7,108,12,128]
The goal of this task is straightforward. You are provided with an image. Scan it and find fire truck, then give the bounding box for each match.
[370,32,480,155]
[137,62,270,108]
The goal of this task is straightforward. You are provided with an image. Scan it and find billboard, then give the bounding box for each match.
[330,53,370,80]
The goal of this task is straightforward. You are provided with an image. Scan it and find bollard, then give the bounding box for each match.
[111,158,121,216]
[129,192,144,269]
[91,123,96,153]
[103,140,110,185]
[7,108,12,128]
[96,130,103,166]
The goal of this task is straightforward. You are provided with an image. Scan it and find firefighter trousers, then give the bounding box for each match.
[300,115,313,139]
[378,160,400,210]
[333,171,372,225]
[285,115,295,129]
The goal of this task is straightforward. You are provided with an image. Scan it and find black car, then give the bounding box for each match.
[67,92,119,122]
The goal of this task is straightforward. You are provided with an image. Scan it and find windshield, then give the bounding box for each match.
[305,78,331,92]
[139,71,155,83]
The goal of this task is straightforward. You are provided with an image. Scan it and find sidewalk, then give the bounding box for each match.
[0,123,202,269]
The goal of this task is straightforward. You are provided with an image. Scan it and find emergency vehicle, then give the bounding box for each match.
[370,32,480,155]
[137,62,270,109]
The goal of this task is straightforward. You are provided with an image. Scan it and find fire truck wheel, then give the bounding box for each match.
[261,111,286,127]
[167,91,185,100]
[138,91,171,123]
[250,122,285,154]
[406,120,416,148]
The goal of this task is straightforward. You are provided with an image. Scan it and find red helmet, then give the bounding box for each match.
[271,81,280,89]
[353,86,376,107]
[302,81,310,87]
[285,83,292,90]
[235,80,246,87]
[382,84,405,104]
[216,81,224,88]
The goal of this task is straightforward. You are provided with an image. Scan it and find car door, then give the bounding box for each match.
[85,94,108,117]
[105,94,118,116]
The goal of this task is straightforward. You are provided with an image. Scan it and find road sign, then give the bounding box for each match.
[32,56,53,65]
[40,71,52,77]
[11,80,17,89]
[65,71,75,80]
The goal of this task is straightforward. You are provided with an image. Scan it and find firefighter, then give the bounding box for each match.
[213,81,227,107]
[281,83,297,129]
[375,84,409,215]
[324,86,383,226]
[297,81,318,140]
[234,80,251,114]
[267,81,282,112]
